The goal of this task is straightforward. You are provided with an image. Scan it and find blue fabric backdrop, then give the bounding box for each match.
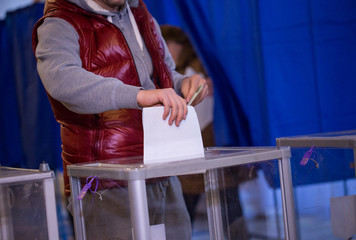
[0,4,61,169]
[1,0,356,169]
[146,0,356,146]
[260,0,356,144]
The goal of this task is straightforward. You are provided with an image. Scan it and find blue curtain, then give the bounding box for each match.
[172,0,265,147]
[146,0,262,146]
[0,18,23,167]
[0,3,62,170]
[1,1,356,168]
[146,0,356,146]
[260,0,356,144]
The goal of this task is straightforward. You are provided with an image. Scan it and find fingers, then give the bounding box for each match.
[137,88,190,126]
[182,75,210,106]
[182,74,208,105]
[190,83,209,106]
[168,95,187,127]
[149,88,187,126]
[185,75,202,101]
[163,89,187,126]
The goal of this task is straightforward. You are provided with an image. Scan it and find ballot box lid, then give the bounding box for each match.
[67,146,291,181]
[277,129,356,148]
[0,166,54,184]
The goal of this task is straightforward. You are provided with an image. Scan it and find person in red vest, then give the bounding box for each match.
[32,0,208,239]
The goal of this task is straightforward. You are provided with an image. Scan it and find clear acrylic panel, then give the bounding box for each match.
[277,130,356,240]
[0,181,49,240]
[68,147,294,240]
[203,159,284,240]
[79,176,193,240]
[290,147,355,240]
[78,160,287,240]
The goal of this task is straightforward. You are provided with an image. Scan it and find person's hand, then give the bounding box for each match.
[181,74,209,106]
[137,88,187,126]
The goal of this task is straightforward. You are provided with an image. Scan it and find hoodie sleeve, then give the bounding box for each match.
[35,17,142,114]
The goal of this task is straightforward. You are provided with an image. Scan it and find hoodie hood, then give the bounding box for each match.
[66,0,139,16]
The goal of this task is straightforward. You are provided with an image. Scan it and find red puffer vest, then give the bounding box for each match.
[32,0,173,195]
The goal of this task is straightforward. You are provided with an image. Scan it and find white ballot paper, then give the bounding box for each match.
[143,106,204,164]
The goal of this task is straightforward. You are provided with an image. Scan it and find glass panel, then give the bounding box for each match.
[205,159,283,240]
[289,147,355,240]
[80,179,133,240]
[70,147,292,240]
[1,181,48,240]
[243,160,284,240]
[79,176,193,240]
[77,160,286,240]
[179,172,208,239]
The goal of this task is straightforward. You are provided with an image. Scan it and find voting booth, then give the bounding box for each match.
[0,164,59,240]
[67,147,297,240]
[275,129,356,239]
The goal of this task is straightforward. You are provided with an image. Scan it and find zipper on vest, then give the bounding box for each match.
[93,114,101,161]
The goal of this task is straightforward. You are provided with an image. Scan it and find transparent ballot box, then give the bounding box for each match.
[0,164,59,240]
[276,129,356,240]
[67,147,297,240]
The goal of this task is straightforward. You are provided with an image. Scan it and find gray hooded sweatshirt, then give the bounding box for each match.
[35,0,186,114]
